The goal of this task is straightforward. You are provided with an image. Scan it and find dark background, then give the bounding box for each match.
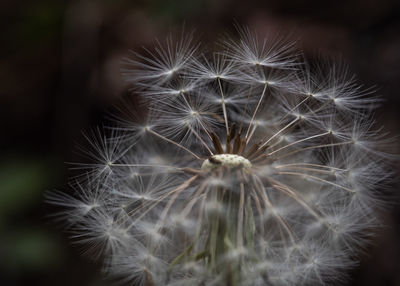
[1,0,399,285]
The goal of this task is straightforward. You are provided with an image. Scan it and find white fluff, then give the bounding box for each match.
[48,28,393,286]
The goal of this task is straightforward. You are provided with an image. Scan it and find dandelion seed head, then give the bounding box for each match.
[48,27,395,286]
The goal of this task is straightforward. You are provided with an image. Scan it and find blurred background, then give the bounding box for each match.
[1,0,400,285]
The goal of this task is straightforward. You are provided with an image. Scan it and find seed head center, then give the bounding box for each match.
[201,154,252,171]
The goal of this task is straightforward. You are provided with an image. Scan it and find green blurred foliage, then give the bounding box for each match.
[16,1,64,45]
[4,0,66,54]
[3,228,63,272]
[0,157,65,276]
[0,159,49,219]
[149,0,204,21]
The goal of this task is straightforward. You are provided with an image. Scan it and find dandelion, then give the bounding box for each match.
[48,27,393,285]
